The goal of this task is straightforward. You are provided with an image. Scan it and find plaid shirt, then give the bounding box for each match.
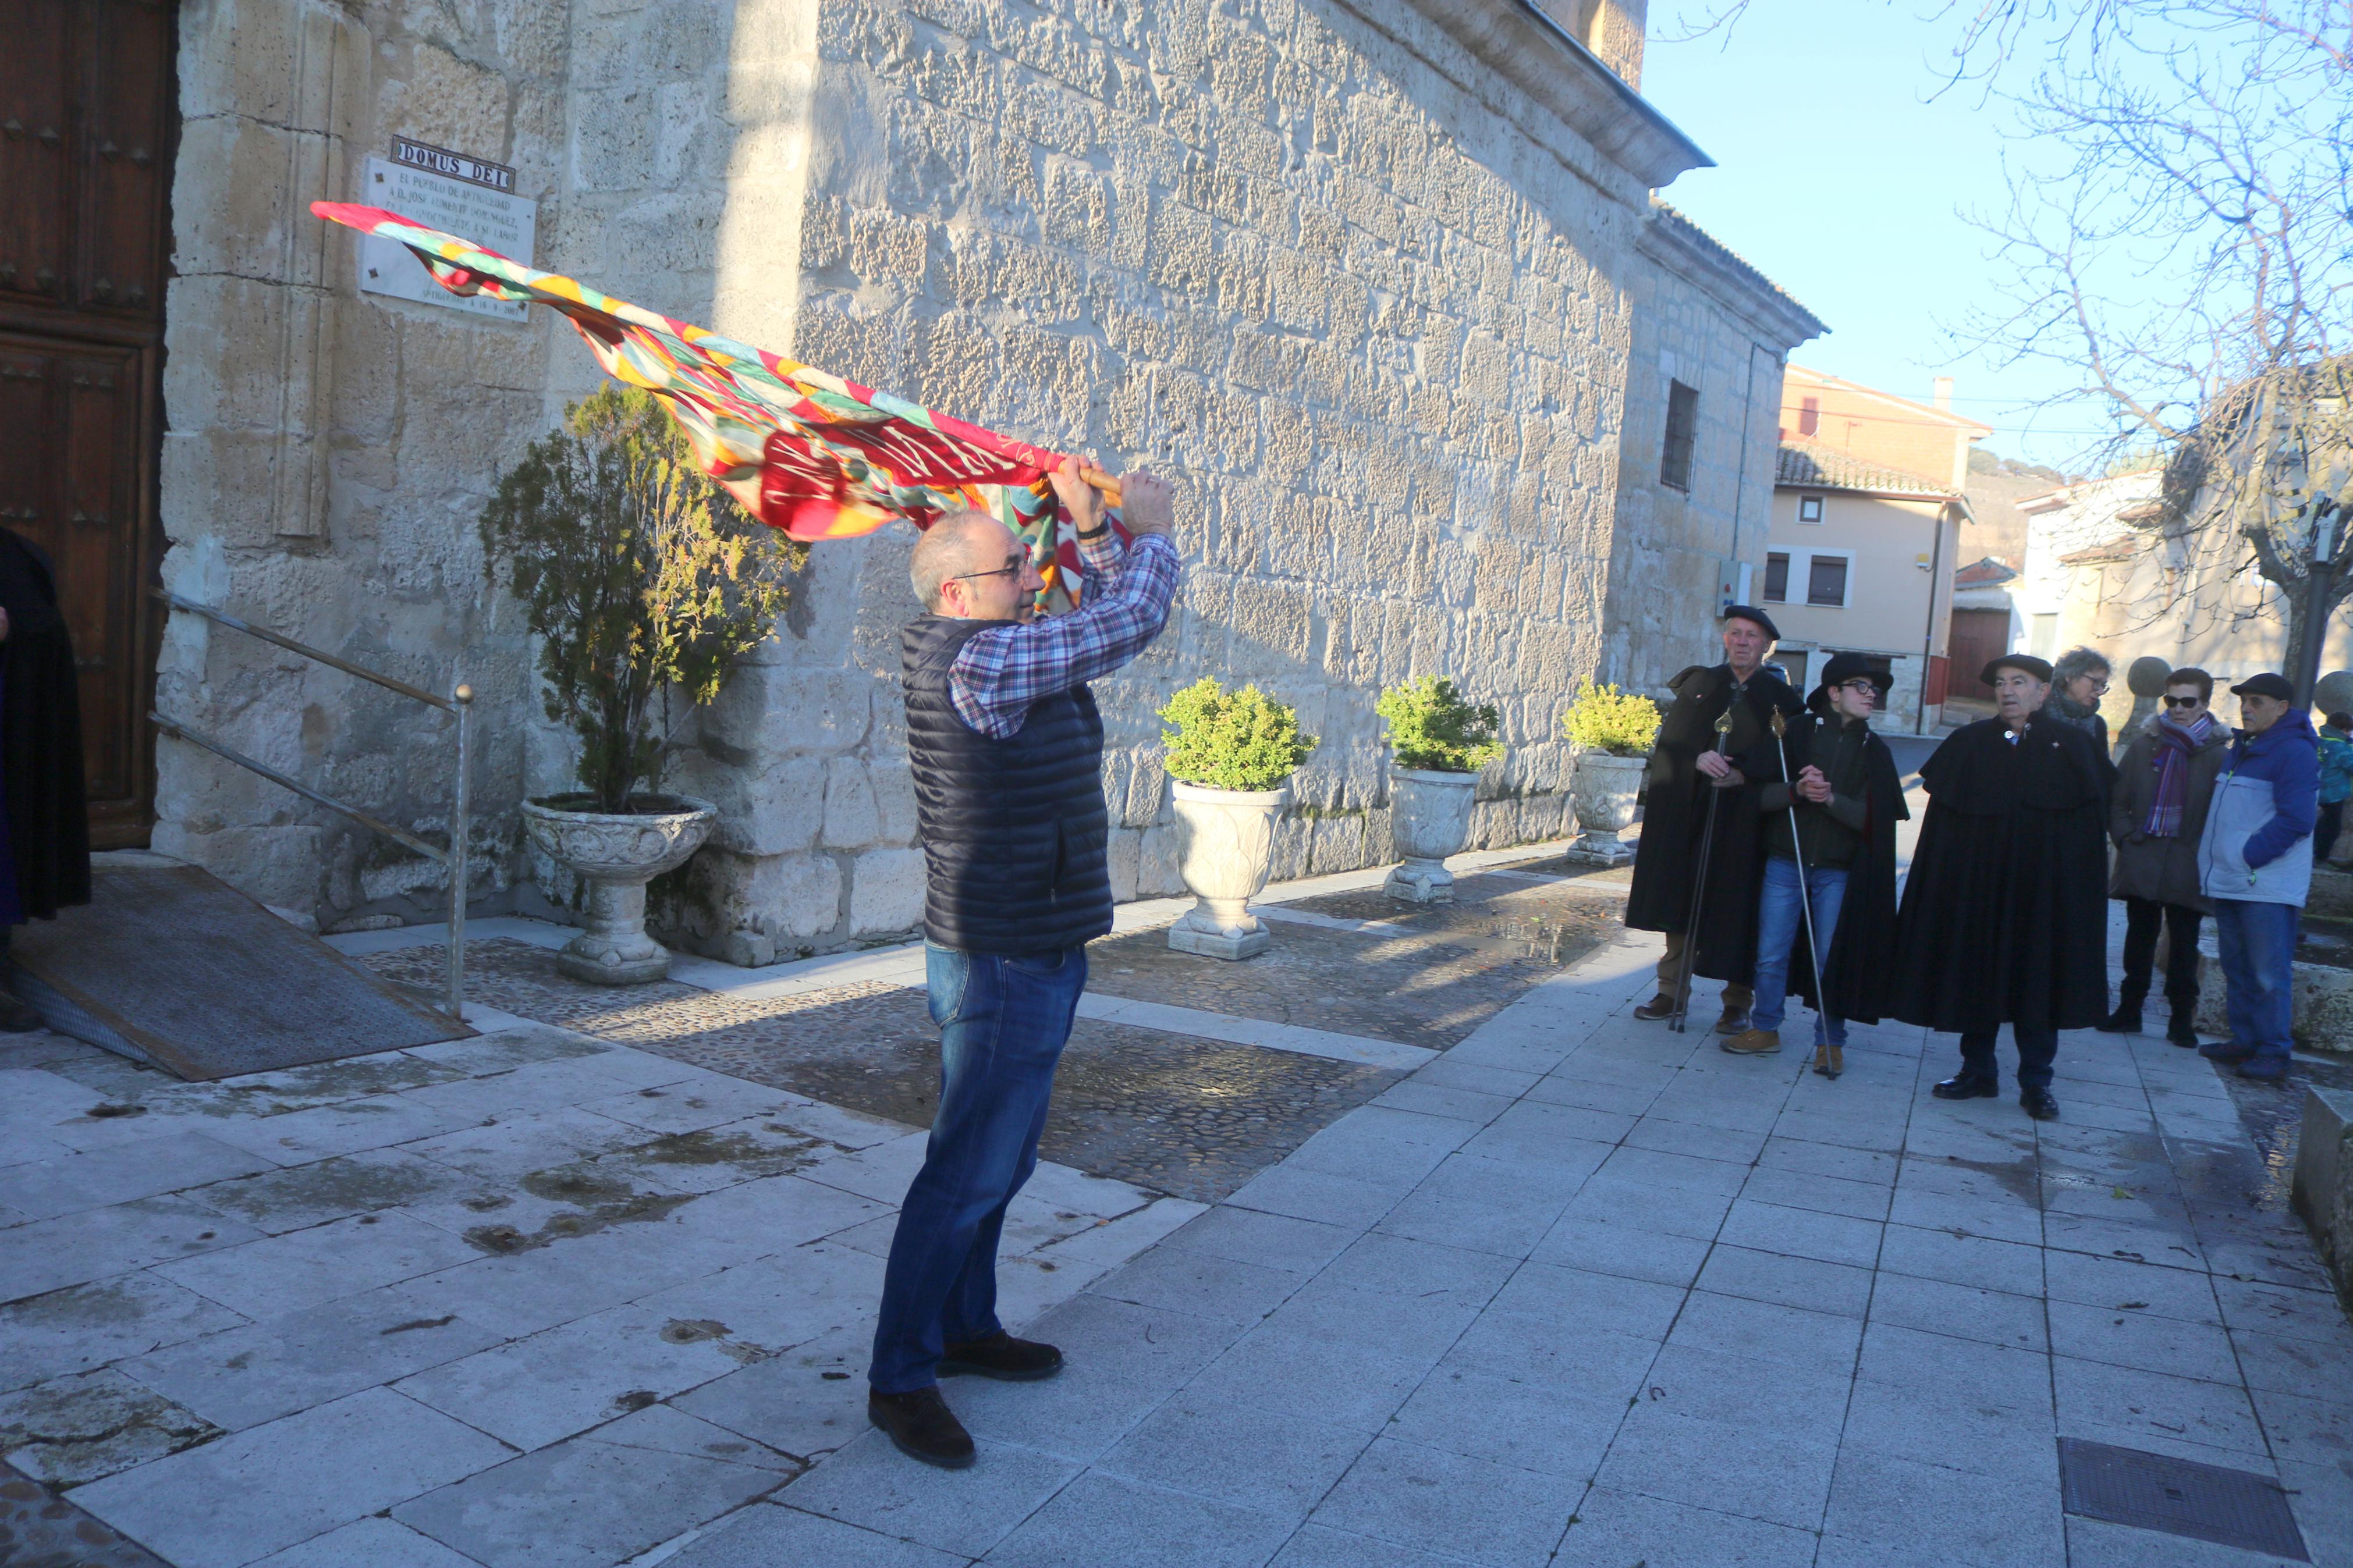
[950,531,1182,739]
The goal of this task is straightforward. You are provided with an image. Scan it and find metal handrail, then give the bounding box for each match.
[150,589,474,1025]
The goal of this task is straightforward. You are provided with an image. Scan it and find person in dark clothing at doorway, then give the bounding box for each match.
[1723,654,1908,1079]
[1626,606,1802,1031]
[2103,666,2229,1048]
[0,527,92,1032]
[1890,653,2113,1120]
[867,462,1180,1470]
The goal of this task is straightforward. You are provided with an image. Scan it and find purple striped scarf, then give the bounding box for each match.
[2144,712,2214,837]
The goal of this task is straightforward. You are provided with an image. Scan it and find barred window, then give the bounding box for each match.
[1660,380,1699,492]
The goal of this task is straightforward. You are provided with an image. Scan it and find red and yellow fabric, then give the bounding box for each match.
[311,201,1110,610]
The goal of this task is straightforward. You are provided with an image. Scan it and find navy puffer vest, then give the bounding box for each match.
[900,615,1113,954]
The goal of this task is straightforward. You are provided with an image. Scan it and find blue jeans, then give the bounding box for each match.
[2213,899,2299,1065]
[869,942,1088,1393]
[1751,855,1849,1046]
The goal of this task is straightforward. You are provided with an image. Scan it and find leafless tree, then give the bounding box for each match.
[1665,2,2353,686]
[1954,3,2352,687]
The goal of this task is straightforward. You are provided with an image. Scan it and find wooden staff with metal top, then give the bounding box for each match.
[1769,707,1830,1065]
[1669,706,1738,1033]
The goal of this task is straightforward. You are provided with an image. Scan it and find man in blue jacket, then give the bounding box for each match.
[2197,673,2320,1080]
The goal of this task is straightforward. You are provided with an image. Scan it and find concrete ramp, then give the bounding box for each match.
[10,855,471,1080]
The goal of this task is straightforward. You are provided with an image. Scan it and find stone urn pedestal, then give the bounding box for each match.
[520,793,717,984]
[1384,766,1479,903]
[1167,781,1289,960]
[1567,752,1646,865]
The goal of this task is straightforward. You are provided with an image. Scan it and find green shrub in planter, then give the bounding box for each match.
[480,384,805,812]
[1159,678,1316,792]
[1563,680,1661,757]
[1376,676,1503,774]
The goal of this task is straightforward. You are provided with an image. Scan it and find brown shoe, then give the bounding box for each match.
[1631,994,1680,1022]
[1720,1027,1780,1056]
[1812,1043,1844,1079]
[1715,1008,1752,1036]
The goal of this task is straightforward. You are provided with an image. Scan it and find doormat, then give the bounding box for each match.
[10,858,470,1080]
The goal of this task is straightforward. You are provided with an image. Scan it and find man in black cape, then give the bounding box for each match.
[1724,653,1910,1079]
[1891,653,2112,1119]
[0,527,92,1031]
[1627,606,1802,1030]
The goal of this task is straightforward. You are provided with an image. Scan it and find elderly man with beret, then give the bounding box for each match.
[1889,653,2113,1119]
[1626,605,1802,1030]
[2196,672,2320,1081]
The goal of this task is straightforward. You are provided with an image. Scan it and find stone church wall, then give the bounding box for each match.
[151,0,1809,960]
[1603,207,1819,702]
[656,0,1673,958]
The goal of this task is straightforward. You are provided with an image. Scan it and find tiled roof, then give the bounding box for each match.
[1646,200,1825,336]
[2058,536,2141,567]
[1953,556,2017,587]
[1775,440,1959,499]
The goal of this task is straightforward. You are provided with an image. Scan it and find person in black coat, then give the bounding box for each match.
[1626,606,1804,1031]
[1890,653,2113,1120]
[1724,653,1910,1079]
[0,528,93,1031]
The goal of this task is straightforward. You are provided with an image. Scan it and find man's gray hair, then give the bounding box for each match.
[2053,645,2111,687]
[908,510,1010,611]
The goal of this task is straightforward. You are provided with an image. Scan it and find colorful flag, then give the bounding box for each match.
[312,201,1110,609]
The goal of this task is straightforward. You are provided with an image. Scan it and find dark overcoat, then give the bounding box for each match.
[1889,714,2113,1034]
[1768,713,1911,1024]
[2108,716,2229,912]
[0,529,91,920]
[1626,663,1801,983]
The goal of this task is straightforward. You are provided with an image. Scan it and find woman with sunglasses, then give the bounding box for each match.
[2104,667,2230,1047]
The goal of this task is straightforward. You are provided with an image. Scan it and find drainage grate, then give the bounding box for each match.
[2059,1437,2309,1560]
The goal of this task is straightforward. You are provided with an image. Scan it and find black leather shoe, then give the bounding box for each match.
[869,1386,975,1469]
[1932,1074,2000,1100]
[1715,1008,1752,1036]
[2020,1087,2060,1121]
[2099,1006,2141,1034]
[1631,995,1678,1022]
[939,1331,1063,1382]
[0,988,42,1034]
[2167,1015,2200,1049]
[2200,1039,2254,1064]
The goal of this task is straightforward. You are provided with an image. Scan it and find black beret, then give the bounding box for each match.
[1982,653,2053,685]
[1720,604,1781,641]
[1819,652,1895,692]
[2230,672,2295,701]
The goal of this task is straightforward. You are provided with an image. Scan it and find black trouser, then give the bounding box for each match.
[1958,1025,2057,1092]
[2117,897,2203,1014]
[2316,801,2344,863]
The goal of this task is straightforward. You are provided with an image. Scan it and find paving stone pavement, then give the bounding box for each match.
[6,837,2353,1566]
[702,927,2353,1568]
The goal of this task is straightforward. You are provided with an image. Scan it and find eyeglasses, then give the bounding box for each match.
[949,556,1026,586]
[2163,695,2203,708]
[1837,678,1879,694]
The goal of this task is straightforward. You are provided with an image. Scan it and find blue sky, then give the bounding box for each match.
[1640,4,2104,470]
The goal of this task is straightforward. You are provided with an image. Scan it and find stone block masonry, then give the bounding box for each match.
[651,0,1688,957]
[151,0,1813,959]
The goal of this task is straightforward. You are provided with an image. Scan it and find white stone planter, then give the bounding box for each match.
[520,792,717,984]
[1167,780,1290,960]
[1568,751,1647,865]
[1385,766,1480,903]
